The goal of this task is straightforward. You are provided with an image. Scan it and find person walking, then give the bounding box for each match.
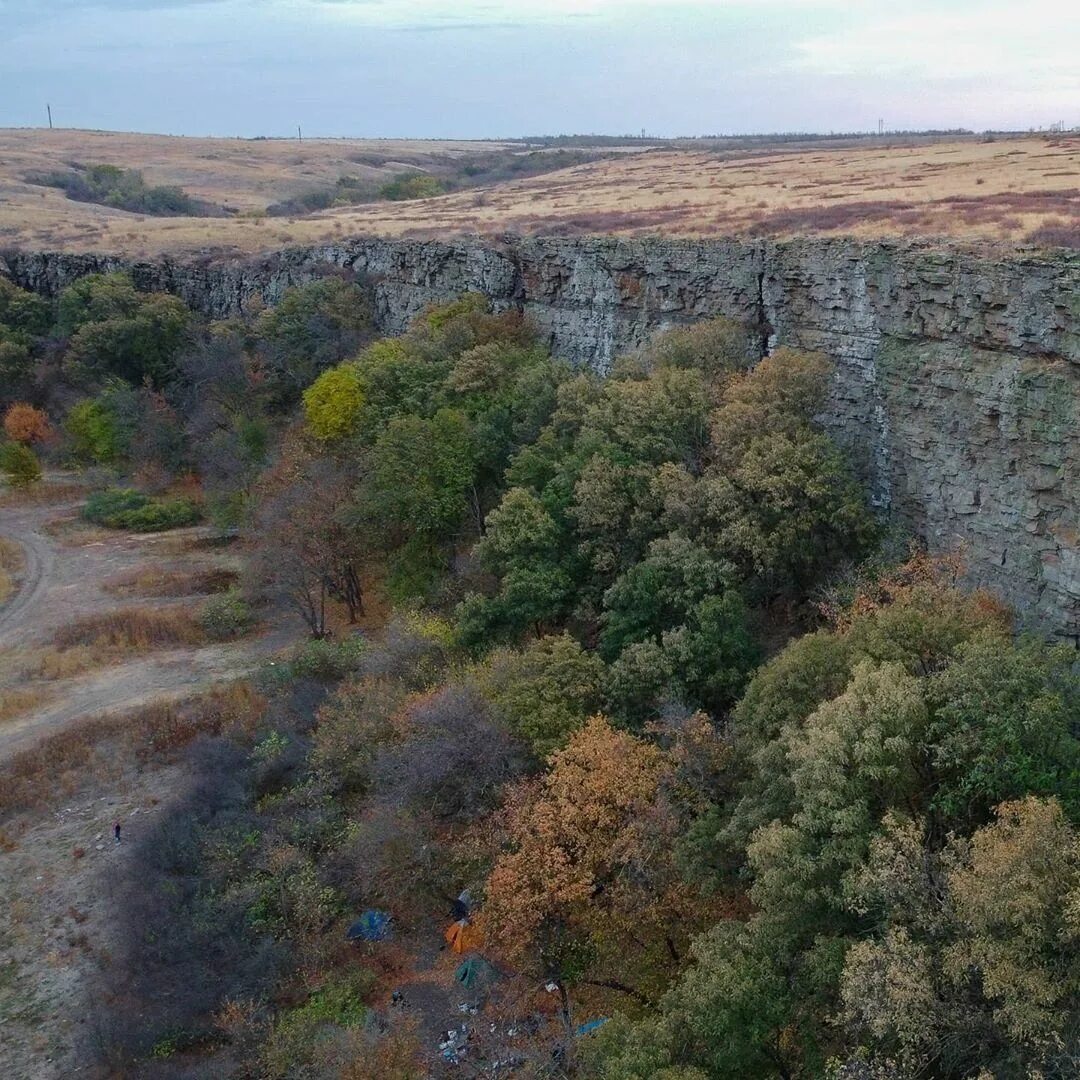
[113,820,121,844]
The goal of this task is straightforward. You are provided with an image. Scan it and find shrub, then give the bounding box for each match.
[261,969,375,1078]
[0,442,42,488]
[262,636,366,686]
[27,164,214,216]
[65,398,125,464]
[3,403,50,445]
[303,362,365,441]
[82,488,202,531]
[199,589,254,640]
[379,174,445,201]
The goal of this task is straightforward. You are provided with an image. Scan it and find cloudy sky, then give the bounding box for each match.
[2,0,1077,138]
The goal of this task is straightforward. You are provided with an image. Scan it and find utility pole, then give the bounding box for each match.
[47,104,53,129]
[878,117,884,135]
[297,125,302,142]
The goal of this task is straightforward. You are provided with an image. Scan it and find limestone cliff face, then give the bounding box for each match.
[3,236,1077,638]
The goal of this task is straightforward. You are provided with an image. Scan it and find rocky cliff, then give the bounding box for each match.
[4,236,1078,639]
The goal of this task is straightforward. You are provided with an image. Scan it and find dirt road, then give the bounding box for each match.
[0,500,296,760]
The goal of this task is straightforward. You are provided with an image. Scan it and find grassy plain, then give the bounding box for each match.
[0,128,1075,255]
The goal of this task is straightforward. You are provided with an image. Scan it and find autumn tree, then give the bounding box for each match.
[483,717,717,1038]
[303,361,365,442]
[249,442,367,636]
[841,797,1080,1077]
[2,402,50,445]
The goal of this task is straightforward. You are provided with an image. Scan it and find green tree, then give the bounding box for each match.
[0,441,42,488]
[0,277,51,338]
[255,277,373,407]
[358,407,478,598]
[60,273,192,387]
[636,314,754,381]
[599,536,736,660]
[303,361,365,441]
[477,633,607,757]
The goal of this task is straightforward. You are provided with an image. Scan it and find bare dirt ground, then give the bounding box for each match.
[0,498,294,760]
[0,490,302,1078]
[0,128,1075,255]
[0,762,185,1077]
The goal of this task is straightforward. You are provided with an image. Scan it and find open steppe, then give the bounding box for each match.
[0,128,1076,256]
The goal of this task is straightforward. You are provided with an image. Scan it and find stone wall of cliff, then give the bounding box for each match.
[3,236,1077,638]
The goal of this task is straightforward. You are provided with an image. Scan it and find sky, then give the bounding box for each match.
[1,0,1077,138]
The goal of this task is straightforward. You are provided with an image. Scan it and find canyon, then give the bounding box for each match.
[3,235,1077,638]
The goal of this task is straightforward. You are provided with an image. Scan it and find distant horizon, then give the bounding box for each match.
[3,124,1072,143]
[4,2,1076,140]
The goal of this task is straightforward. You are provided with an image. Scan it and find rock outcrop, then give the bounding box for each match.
[4,236,1077,638]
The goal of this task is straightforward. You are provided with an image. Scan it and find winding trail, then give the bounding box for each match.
[0,499,297,760]
[0,504,54,652]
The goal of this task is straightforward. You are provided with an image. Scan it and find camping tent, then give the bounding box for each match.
[455,956,496,991]
[347,909,392,942]
[445,918,484,954]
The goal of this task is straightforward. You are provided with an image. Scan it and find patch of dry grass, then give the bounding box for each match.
[0,482,88,508]
[5,607,210,682]
[103,564,239,598]
[0,682,266,819]
[0,536,24,605]
[53,607,206,652]
[0,685,54,725]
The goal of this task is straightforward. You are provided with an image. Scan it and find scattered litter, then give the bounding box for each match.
[544,981,558,993]
[438,1023,471,1064]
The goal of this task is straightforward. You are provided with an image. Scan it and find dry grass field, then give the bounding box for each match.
[0,128,1077,255]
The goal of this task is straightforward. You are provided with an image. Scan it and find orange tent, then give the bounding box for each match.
[445,919,484,954]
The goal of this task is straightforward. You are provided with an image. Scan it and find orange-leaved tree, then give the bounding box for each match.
[3,402,50,445]
[482,716,723,1037]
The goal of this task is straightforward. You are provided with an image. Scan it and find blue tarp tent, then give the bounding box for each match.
[347,909,392,942]
[576,1018,609,1037]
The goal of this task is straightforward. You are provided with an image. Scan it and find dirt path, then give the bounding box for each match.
[0,759,188,1078]
[0,499,299,761]
[0,502,58,652]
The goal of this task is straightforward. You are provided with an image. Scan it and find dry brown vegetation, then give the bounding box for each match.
[103,563,239,598]
[0,681,265,819]
[0,536,24,605]
[0,481,89,509]
[0,129,1076,254]
[4,607,210,682]
[53,606,206,652]
[0,685,53,725]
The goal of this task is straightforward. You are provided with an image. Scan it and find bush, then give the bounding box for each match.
[82,488,202,531]
[65,398,126,464]
[261,636,366,686]
[379,174,445,201]
[27,164,214,216]
[0,442,42,488]
[3,403,50,445]
[199,589,254,640]
[303,362,365,441]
